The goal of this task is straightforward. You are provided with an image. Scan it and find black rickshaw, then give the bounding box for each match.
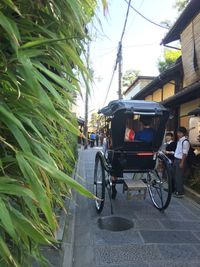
[94,100,172,213]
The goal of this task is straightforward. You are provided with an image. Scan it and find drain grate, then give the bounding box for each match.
[97,216,134,232]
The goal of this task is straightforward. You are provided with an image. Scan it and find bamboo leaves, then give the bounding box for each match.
[0,10,20,48]
[22,152,95,198]
[0,0,97,265]
[0,198,17,242]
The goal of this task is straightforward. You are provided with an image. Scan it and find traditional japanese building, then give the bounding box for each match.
[133,0,200,132]
[123,76,154,100]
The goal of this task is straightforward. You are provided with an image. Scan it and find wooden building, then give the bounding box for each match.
[133,0,200,131]
[161,0,200,130]
[132,58,183,130]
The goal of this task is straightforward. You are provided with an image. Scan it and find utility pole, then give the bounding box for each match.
[84,42,90,149]
[118,41,123,99]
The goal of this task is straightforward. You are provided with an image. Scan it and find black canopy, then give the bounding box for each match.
[99,100,167,116]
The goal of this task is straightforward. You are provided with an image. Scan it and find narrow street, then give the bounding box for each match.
[71,147,200,267]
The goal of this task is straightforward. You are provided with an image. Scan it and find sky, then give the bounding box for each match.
[77,0,179,118]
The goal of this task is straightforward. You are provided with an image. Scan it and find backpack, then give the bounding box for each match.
[182,139,196,166]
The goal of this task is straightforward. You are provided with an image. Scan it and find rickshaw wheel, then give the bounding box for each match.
[94,152,105,213]
[147,154,172,211]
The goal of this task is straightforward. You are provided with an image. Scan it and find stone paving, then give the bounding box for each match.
[71,147,200,267]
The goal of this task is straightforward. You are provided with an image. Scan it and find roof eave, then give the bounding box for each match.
[132,61,182,100]
[162,80,200,107]
[123,76,155,95]
[161,0,200,45]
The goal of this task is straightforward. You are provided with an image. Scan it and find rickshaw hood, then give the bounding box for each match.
[99,100,167,116]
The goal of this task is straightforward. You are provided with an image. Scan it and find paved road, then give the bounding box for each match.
[71,147,200,267]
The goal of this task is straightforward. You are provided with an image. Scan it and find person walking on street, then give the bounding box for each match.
[95,132,99,147]
[173,127,190,198]
[100,131,104,146]
[90,132,96,148]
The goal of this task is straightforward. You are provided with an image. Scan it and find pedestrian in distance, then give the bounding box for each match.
[90,132,96,148]
[100,131,104,146]
[95,132,99,147]
[172,127,190,198]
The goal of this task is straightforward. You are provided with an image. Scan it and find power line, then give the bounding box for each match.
[97,46,117,58]
[102,56,118,107]
[118,0,132,99]
[123,42,159,48]
[103,0,132,105]
[120,0,132,43]
[124,0,170,30]
[124,0,145,39]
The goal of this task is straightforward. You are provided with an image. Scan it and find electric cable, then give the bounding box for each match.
[124,0,145,39]
[102,0,132,106]
[97,46,117,58]
[120,0,132,43]
[124,0,170,29]
[102,56,118,107]
[123,42,159,48]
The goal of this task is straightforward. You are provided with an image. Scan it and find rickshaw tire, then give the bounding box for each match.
[94,152,106,213]
[148,154,172,211]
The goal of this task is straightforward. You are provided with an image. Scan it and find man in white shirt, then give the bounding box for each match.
[173,127,190,198]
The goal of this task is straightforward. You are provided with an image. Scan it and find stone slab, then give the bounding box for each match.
[140,230,200,243]
[157,244,200,260]
[95,229,143,245]
[160,220,200,231]
[148,261,200,267]
[95,244,162,265]
[73,245,95,267]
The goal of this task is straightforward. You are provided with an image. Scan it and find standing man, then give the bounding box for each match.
[173,127,190,198]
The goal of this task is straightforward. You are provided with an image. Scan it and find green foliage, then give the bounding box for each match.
[89,112,99,128]
[157,49,181,73]
[122,69,140,88]
[173,0,189,12]
[0,0,96,265]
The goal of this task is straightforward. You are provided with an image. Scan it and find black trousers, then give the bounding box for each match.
[172,158,185,194]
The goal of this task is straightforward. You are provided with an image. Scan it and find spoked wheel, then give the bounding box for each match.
[94,152,106,213]
[147,154,172,210]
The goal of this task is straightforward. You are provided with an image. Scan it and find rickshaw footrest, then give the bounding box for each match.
[123,179,147,200]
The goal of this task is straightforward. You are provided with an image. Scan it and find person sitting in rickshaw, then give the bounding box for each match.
[124,118,135,142]
[135,117,154,142]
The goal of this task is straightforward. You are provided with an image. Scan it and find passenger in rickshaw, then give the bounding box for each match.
[124,118,135,142]
[135,117,154,142]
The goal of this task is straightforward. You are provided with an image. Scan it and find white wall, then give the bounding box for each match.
[124,79,153,99]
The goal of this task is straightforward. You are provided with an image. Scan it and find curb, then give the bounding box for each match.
[61,197,77,267]
[61,150,81,267]
[184,185,200,205]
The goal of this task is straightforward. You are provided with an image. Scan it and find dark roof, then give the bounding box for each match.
[161,0,200,45]
[132,59,182,100]
[188,107,200,115]
[123,76,155,95]
[99,99,167,116]
[162,80,200,107]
